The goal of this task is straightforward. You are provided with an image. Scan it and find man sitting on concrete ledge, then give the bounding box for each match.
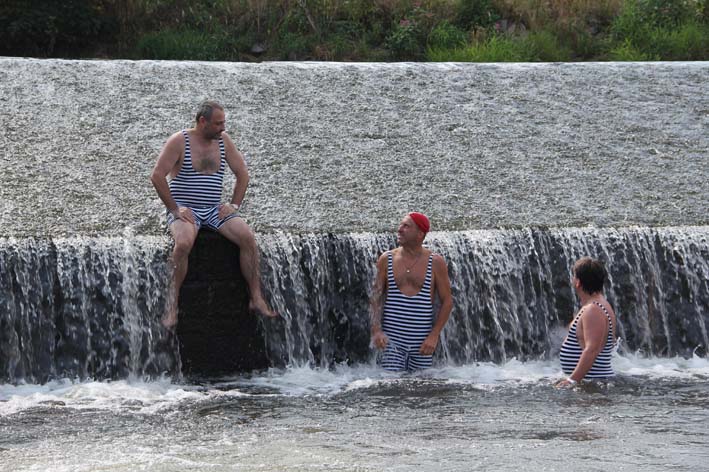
[151,100,276,328]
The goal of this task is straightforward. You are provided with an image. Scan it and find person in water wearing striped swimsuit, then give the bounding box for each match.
[370,213,454,371]
[151,100,276,328]
[557,257,618,387]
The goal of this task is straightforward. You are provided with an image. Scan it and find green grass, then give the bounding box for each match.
[608,39,658,60]
[136,29,231,61]
[428,35,524,62]
[646,22,709,60]
[427,30,572,62]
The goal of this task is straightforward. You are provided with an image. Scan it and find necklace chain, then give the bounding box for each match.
[404,251,423,273]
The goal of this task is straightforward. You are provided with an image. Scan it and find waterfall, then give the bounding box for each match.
[258,226,709,367]
[1,60,706,385]
[1,226,707,383]
[0,235,178,383]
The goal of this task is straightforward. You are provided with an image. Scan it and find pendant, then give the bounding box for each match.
[406,269,411,273]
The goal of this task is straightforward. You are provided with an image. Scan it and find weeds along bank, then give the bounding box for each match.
[1,0,707,61]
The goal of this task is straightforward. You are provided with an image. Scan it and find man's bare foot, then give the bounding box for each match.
[249,298,277,318]
[161,311,178,330]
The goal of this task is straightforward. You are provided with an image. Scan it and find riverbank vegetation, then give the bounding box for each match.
[1,0,707,61]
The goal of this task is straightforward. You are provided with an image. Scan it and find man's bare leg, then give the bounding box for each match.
[218,218,277,318]
[163,220,199,329]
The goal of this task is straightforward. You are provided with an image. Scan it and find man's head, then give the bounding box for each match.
[195,100,225,140]
[397,212,430,246]
[572,257,606,294]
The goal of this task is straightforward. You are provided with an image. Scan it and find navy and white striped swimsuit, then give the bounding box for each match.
[381,252,435,371]
[560,301,616,379]
[167,130,237,230]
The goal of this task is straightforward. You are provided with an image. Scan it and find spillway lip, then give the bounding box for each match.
[2,224,708,245]
[1,59,707,236]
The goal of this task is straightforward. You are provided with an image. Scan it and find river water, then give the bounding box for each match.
[2,357,708,471]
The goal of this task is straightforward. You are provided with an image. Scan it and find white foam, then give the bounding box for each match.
[436,358,562,386]
[233,362,392,396]
[0,377,246,417]
[614,352,709,379]
[2,354,707,416]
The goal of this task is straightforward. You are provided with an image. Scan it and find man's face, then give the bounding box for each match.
[397,215,421,245]
[202,109,226,140]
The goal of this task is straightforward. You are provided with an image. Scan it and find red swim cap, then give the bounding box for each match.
[408,212,430,233]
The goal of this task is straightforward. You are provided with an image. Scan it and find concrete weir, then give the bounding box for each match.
[177,231,269,376]
[1,59,707,236]
[0,59,708,382]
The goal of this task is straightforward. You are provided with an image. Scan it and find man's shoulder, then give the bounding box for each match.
[166,129,188,145]
[220,131,237,145]
[430,252,448,268]
[158,131,186,161]
[377,250,392,261]
[219,133,244,160]
[376,249,395,264]
[578,303,612,328]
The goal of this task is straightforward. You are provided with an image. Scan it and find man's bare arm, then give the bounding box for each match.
[370,254,389,350]
[221,133,250,207]
[150,132,184,215]
[420,254,453,355]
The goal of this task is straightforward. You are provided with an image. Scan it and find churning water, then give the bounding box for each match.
[2,358,709,471]
[1,59,708,471]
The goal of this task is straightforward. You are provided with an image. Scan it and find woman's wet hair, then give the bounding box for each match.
[573,257,606,294]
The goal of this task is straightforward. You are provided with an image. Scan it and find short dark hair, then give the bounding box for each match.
[195,100,224,123]
[573,257,606,294]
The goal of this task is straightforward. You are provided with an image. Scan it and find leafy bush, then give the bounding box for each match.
[612,0,705,37]
[428,35,525,62]
[428,29,573,62]
[428,21,468,49]
[136,29,229,60]
[455,0,500,29]
[493,0,623,31]
[563,28,605,60]
[611,0,652,43]
[1,0,707,61]
[0,0,115,57]
[611,0,708,60]
[272,30,316,60]
[387,20,424,59]
[646,21,709,59]
[522,30,573,62]
[636,0,700,28]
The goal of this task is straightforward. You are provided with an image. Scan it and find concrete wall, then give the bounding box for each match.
[177,231,269,376]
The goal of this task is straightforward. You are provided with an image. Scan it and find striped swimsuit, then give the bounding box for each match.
[167,130,238,230]
[381,252,435,371]
[559,301,616,379]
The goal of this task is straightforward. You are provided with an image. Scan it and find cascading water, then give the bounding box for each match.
[2,60,707,237]
[0,234,178,383]
[2,227,707,383]
[258,226,709,368]
[1,59,707,384]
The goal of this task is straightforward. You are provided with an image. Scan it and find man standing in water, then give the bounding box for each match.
[370,212,454,371]
[151,100,276,328]
[556,257,617,387]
